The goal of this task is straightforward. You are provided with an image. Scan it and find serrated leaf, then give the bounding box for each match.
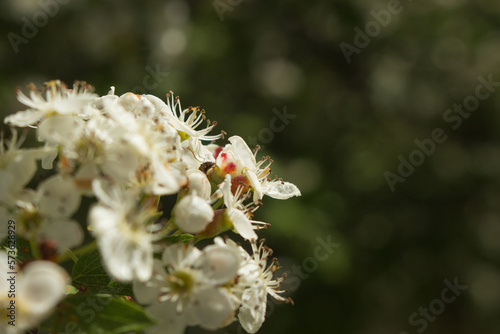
[71,249,111,292]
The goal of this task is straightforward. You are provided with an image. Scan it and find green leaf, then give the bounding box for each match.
[107,281,134,296]
[164,233,194,244]
[89,297,157,333]
[71,249,111,292]
[1,235,32,263]
[40,294,157,334]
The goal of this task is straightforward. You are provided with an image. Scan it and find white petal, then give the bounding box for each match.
[101,143,139,182]
[198,245,241,284]
[238,286,267,334]
[144,94,173,118]
[39,219,84,252]
[134,243,154,282]
[244,170,263,203]
[4,109,45,127]
[89,205,120,235]
[91,179,116,207]
[146,301,189,334]
[132,259,164,305]
[151,159,186,196]
[228,136,256,168]
[98,233,132,281]
[1,150,38,193]
[265,181,301,199]
[41,144,58,169]
[97,232,153,282]
[229,209,257,240]
[192,288,235,330]
[238,303,265,334]
[37,115,84,145]
[37,175,81,218]
[162,243,201,268]
[221,174,233,209]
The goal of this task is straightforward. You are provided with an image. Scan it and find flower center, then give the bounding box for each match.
[167,270,195,295]
[18,207,43,233]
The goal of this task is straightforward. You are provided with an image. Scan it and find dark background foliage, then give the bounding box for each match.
[2,0,500,333]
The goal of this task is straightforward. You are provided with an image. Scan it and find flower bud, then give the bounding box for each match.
[174,194,214,234]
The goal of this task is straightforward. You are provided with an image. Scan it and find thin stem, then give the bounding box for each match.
[56,240,97,263]
[212,197,224,210]
[151,219,178,241]
[29,239,41,260]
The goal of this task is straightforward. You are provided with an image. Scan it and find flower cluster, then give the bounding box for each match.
[0,80,300,333]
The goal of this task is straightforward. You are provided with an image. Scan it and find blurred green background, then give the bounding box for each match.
[2,0,500,333]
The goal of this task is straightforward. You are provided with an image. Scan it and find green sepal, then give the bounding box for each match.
[195,209,232,240]
[164,233,195,245]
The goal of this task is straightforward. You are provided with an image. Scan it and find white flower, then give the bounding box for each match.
[4,80,97,127]
[8,175,84,256]
[0,130,55,205]
[236,240,291,333]
[0,82,299,333]
[214,136,301,202]
[133,241,240,333]
[174,193,214,234]
[145,93,221,168]
[101,96,187,195]
[58,114,141,190]
[89,180,157,282]
[0,251,70,333]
